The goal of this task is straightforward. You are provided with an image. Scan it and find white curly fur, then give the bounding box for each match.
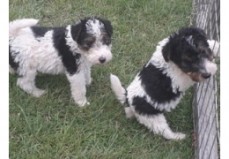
[110,36,218,140]
[9,18,112,106]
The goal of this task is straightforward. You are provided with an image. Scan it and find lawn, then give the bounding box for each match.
[9,0,194,158]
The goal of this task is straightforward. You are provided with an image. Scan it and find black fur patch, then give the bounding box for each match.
[132,96,162,115]
[71,22,82,42]
[102,34,112,45]
[162,27,211,73]
[139,63,181,103]
[31,26,53,37]
[97,17,113,37]
[52,27,80,75]
[76,17,113,50]
[97,17,113,45]
[9,46,19,71]
[75,19,94,51]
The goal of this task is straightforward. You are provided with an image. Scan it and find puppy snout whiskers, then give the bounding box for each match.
[99,57,106,63]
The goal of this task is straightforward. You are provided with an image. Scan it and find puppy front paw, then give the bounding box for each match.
[32,89,46,97]
[173,132,186,140]
[125,107,135,119]
[76,98,90,107]
[162,131,186,140]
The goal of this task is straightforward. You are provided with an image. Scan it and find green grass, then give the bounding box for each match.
[9,0,194,158]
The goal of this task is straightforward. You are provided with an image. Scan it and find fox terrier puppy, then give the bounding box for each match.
[9,17,113,107]
[110,27,219,140]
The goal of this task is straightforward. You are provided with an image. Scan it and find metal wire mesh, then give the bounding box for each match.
[192,0,220,159]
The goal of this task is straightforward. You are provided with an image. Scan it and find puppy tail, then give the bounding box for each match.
[9,18,39,37]
[110,74,126,105]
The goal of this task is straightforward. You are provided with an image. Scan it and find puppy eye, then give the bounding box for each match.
[102,36,111,45]
[82,38,96,49]
[85,40,94,47]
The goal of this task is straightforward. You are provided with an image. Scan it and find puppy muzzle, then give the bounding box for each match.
[187,60,217,82]
[87,49,112,65]
[204,60,217,76]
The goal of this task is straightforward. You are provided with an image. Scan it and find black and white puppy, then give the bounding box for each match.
[9,17,113,107]
[110,27,219,140]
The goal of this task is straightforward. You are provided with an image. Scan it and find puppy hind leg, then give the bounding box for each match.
[137,114,186,140]
[17,69,45,97]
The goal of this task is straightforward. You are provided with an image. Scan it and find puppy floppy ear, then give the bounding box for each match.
[162,42,171,62]
[99,18,113,37]
[71,21,82,41]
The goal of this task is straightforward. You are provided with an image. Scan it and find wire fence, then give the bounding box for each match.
[192,0,220,159]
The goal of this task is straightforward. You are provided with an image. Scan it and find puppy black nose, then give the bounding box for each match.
[202,73,211,79]
[99,57,106,63]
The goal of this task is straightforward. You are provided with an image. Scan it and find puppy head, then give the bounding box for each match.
[162,27,217,82]
[71,17,113,65]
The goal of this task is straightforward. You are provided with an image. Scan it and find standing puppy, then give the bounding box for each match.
[110,27,219,140]
[9,17,113,107]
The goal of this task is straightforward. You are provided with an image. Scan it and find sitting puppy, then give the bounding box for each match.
[9,17,113,107]
[110,27,219,140]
